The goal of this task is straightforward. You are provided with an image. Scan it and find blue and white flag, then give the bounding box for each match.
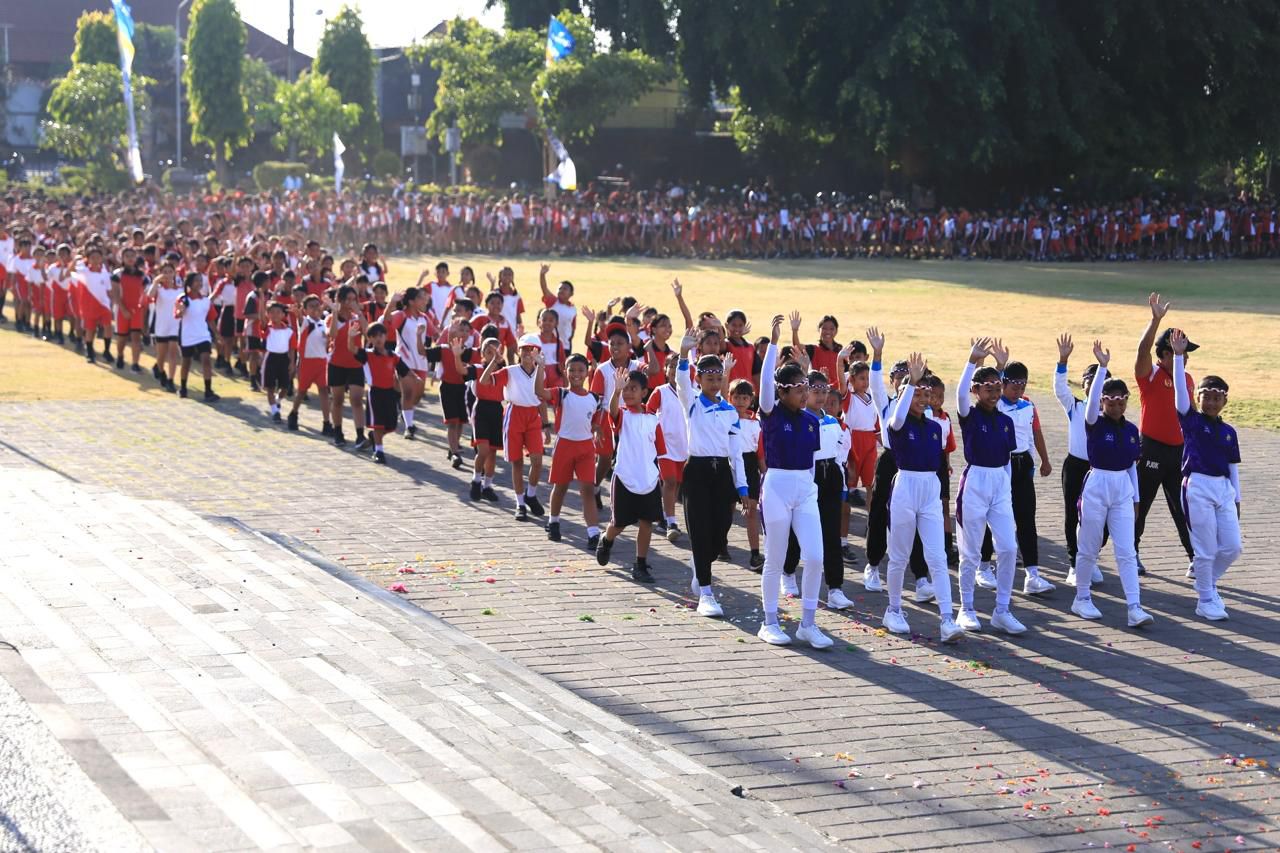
[111,0,143,183]
[544,130,576,192]
[545,17,575,66]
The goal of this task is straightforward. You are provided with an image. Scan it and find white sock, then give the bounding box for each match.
[403,410,414,427]
[666,515,678,525]
[375,444,383,452]
[483,476,493,488]
[587,526,601,537]
[700,585,713,597]
[549,515,560,524]
[270,403,279,415]
[472,472,482,482]
[525,484,537,498]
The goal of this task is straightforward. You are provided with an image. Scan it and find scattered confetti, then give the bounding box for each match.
[388,583,408,593]
[578,614,594,622]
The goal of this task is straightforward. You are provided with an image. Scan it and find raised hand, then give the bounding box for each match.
[539,263,550,276]
[907,352,926,384]
[579,305,594,324]
[968,336,992,364]
[865,326,884,356]
[770,314,784,345]
[613,365,629,392]
[1057,332,1073,362]
[722,351,737,378]
[788,310,802,332]
[679,327,697,355]
[670,278,683,298]
[486,271,497,287]
[625,301,645,322]
[1169,328,1188,355]
[1149,292,1171,321]
[1092,339,1110,369]
[741,319,753,338]
[990,338,1009,368]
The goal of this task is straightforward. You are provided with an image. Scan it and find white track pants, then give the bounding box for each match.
[1076,468,1141,606]
[1182,473,1242,599]
[887,470,953,617]
[956,465,1017,612]
[761,468,823,613]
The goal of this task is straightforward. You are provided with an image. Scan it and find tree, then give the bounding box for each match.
[314,6,379,159]
[71,12,176,88]
[184,0,250,184]
[269,71,361,162]
[411,13,667,150]
[71,11,117,66]
[241,56,280,135]
[499,0,673,54]
[40,63,153,169]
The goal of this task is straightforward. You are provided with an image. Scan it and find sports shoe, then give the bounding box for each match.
[1126,605,1154,628]
[757,623,792,645]
[796,624,834,649]
[178,386,188,398]
[1136,554,1147,576]
[913,577,935,603]
[480,487,500,502]
[321,422,334,436]
[87,351,96,364]
[1022,573,1055,596]
[718,547,731,562]
[271,410,282,423]
[781,573,799,598]
[546,520,562,542]
[1091,566,1103,584]
[333,431,346,447]
[849,489,866,507]
[654,519,668,536]
[152,364,163,381]
[586,534,600,551]
[990,609,1027,635]
[882,607,910,635]
[1064,567,1078,587]
[665,523,682,543]
[631,559,654,584]
[842,543,858,563]
[515,504,529,521]
[203,390,220,403]
[595,536,613,566]
[826,588,853,610]
[1185,562,1196,579]
[469,481,482,501]
[939,618,965,644]
[975,564,997,590]
[372,450,387,465]
[748,551,764,572]
[355,435,372,451]
[697,594,724,617]
[287,411,299,431]
[862,564,883,592]
[130,364,142,374]
[405,424,417,440]
[525,495,545,517]
[1071,598,1102,620]
[115,356,124,369]
[956,609,982,631]
[1195,598,1228,621]
[250,379,260,393]
[452,456,465,470]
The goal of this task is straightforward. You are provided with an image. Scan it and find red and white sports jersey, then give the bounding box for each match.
[588,359,644,405]
[389,311,430,372]
[493,364,541,407]
[264,324,296,354]
[612,407,665,494]
[553,388,598,441]
[500,291,523,330]
[79,264,113,308]
[844,391,879,432]
[428,282,464,325]
[541,295,575,349]
[299,318,328,359]
[645,383,689,462]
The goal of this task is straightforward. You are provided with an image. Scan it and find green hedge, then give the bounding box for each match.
[252,161,308,191]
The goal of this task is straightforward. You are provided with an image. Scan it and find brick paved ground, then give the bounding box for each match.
[1,372,1279,851]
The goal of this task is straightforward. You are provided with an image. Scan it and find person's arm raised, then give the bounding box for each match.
[1135,291,1169,380]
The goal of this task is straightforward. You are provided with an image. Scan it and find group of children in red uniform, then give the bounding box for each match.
[0,185,1246,643]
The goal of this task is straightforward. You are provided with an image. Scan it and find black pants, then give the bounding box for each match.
[864,451,898,566]
[784,460,844,589]
[683,456,737,586]
[1061,453,1110,564]
[1135,435,1194,559]
[982,451,1038,565]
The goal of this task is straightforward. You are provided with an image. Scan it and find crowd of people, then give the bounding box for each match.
[0,188,1245,647]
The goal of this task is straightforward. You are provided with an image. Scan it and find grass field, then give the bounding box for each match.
[4,257,1277,430]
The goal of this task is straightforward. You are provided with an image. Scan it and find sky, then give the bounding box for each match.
[233,0,503,56]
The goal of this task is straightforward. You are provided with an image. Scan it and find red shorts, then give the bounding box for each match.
[12,274,27,301]
[594,427,614,460]
[78,292,112,330]
[503,404,543,462]
[412,368,429,381]
[50,288,71,321]
[297,357,329,391]
[549,438,595,485]
[849,430,878,489]
[115,304,144,335]
[658,457,686,482]
[29,285,46,314]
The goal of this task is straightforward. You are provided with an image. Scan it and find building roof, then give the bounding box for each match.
[2,0,309,76]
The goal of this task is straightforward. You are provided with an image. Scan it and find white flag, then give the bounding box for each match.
[544,130,577,192]
[334,133,346,193]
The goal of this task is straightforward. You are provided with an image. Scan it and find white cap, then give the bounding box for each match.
[518,333,541,349]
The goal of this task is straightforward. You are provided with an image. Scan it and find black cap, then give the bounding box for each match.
[1156,328,1199,354]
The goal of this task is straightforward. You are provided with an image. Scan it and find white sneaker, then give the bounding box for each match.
[690,572,700,597]
[1185,562,1196,579]
[1064,567,1078,586]
[956,609,982,631]
[1071,598,1102,620]
[990,609,1027,635]
[882,607,910,635]
[697,594,724,618]
[1091,566,1103,584]
[913,577,935,603]
[827,588,853,610]
[781,573,799,598]
[862,564,884,592]
[939,618,965,644]
[796,624,834,649]
[666,523,682,543]
[1126,604,1154,628]
[757,623,792,645]
[1022,572,1055,596]
[975,563,997,590]
[1195,598,1229,621]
